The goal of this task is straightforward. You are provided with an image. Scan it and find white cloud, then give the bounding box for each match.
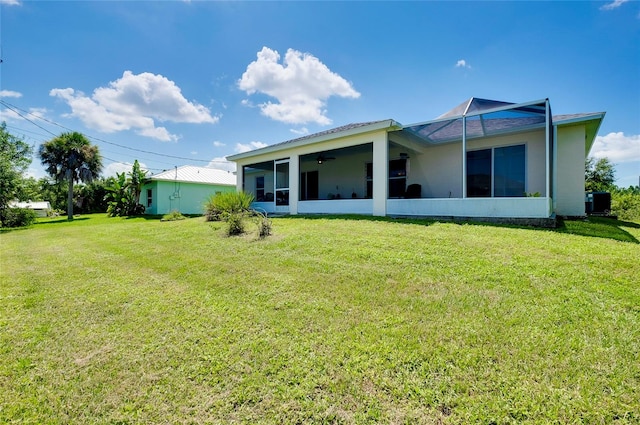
[0,90,22,98]
[235,141,268,153]
[0,106,48,123]
[0,0,21,6]
[290,127,309,136]
[455,59,471,69]
[238,47,360,125]
[213,141,226,147]
[591,132,640,163]
[50,71,219,142]
[207,157,236,173]
[600,0,629,10]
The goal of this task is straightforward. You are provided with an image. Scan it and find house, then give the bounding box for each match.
[142,165,236,215]
[227,98,604,223]
[10,201,52,217]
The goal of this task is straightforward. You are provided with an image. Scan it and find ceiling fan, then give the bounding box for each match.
[316,154,336,164]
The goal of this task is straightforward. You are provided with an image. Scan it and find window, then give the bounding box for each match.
[300,171,319,200]
[365,158,408,198]
[256,176,265,201]
[275,160,289,206]
[146,189,153,207]
[365,162,373,198]
[388,159,407,198]
[467,144,526,197]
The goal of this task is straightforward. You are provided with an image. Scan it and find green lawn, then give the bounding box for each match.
[1,214,639,424]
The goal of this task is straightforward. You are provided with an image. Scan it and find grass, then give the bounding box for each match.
[1,214,639,424]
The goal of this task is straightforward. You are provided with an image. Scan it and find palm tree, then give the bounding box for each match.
[39,132,102,220]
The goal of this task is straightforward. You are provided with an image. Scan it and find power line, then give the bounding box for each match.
[4,123,182,169]
[0,99,231,164]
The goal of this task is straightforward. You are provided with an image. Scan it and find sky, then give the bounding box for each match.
[1,0,639,188]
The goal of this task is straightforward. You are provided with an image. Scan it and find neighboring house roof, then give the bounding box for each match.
[148,165,235,186]
[11,201,51,209]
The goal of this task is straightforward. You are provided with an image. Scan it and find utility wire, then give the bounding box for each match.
[0,99,231,164]
[4,123,181,169]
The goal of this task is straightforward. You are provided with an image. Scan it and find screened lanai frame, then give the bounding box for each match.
[399,98,552,199]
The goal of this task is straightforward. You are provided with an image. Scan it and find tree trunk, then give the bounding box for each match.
[67,178,74,220]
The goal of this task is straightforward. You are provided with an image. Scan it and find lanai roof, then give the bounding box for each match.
[400,98,550,145]
[227,98,605,161]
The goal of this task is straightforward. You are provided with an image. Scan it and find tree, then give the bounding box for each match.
[39,132,102,220]
[0,122,33,225]
[128,160,148,206]
[38,177,68,212]
[17,176,43,202]
[105,161,147,217]
[585,156,616,192]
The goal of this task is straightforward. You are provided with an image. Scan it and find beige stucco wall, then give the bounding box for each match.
[556,125,586,216]
[405,128,547,198]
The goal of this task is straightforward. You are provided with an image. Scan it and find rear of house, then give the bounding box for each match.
[227,98,604,222]
[142,166,236,215]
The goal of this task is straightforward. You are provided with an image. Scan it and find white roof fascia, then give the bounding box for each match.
[227,119,401,162]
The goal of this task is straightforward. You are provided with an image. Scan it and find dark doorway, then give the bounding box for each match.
[300,171,319,200]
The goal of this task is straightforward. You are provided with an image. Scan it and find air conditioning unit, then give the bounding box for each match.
[585,192,611,215]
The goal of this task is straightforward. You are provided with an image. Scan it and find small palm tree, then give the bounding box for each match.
[39,132,102,220]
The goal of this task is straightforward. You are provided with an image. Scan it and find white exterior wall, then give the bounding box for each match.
[404,129,547,199]
[556,125,586,216]
[300,149,372,199]
[388,197,551,218]
[417,142,464,198]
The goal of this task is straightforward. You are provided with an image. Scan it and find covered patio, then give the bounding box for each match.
[227,98,602,220]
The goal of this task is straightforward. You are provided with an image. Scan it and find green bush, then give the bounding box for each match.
[225,212,246,236]
[611,188,640,221]
[161,210,186,221]
[253,210,272,238]
[0,207,37,228]
[203,191,272,237]
[204,191,254,222]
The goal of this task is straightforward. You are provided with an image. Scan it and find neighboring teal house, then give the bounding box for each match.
[142,165,236,215]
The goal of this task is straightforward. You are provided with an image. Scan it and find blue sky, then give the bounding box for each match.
[1,0,639,187]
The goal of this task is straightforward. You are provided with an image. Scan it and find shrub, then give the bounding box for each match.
[0,207,37,228]
[162,210,186,221]
[611,188,640,221]
[253,210,272,238]
[225,212,245,236]
[204,191,254,222]
[204,192,273,237]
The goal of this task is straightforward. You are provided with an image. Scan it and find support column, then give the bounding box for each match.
[236,164,244,192]
[372,136,388,216]
[289,154,299,215]
[462,116,467,198]
[545,99,551,199]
